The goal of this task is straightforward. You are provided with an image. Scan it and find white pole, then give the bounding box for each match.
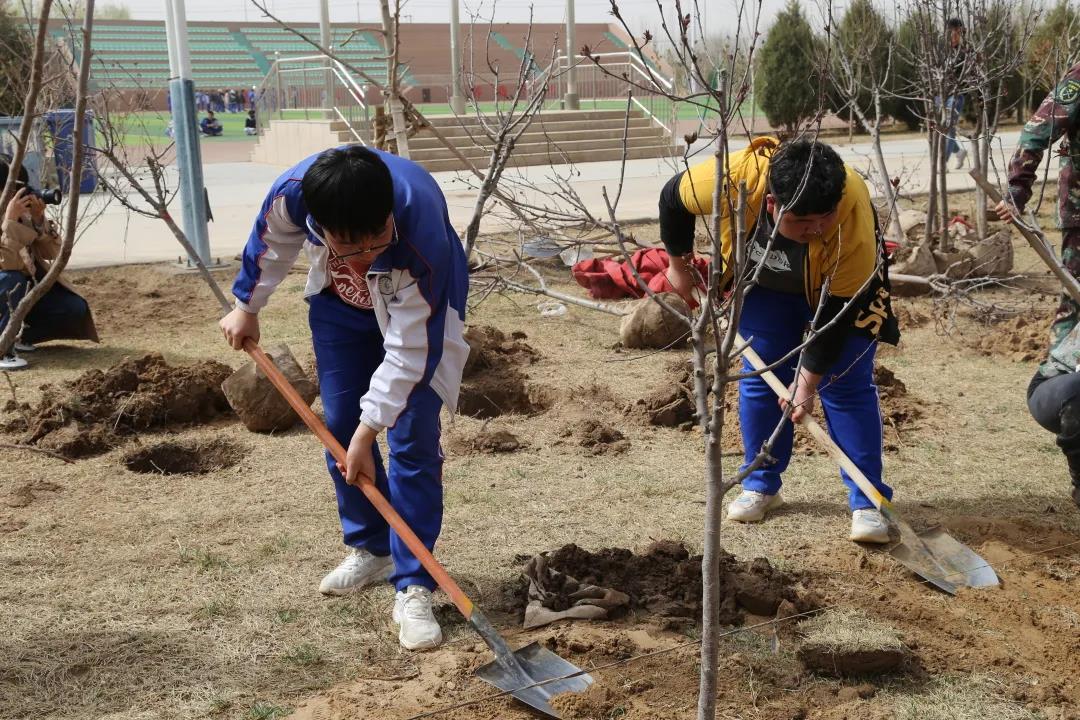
[449,0,465,114]
[564,0,578,109]
[319,0,332,110]
[165,0,211,265]
[163,0,179,78]
[171,0,192,79]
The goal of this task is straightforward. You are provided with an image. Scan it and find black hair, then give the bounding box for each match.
[767,140,846,216]
[946,17,964,30]
[301,145,393,241]
[0,153,29,189]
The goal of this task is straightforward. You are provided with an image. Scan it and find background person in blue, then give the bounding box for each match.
[219,146,469,650]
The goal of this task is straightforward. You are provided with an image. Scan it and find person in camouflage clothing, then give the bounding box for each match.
[997,62,1080,508]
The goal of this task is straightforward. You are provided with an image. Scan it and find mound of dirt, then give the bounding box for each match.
[123,439,246,475]
[447,427,526,454]
[873,364,925,449]
[4,354,234,459]
[971,314,1052,363]
[517,540,813,624]
[459,326,549,418]
[568,419,630,455]
[462,325,540,377]
[630,360,923,453]
[892,300,934,329]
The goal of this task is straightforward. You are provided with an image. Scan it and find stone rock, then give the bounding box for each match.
[619,292,691,350]
[221,344,318,433]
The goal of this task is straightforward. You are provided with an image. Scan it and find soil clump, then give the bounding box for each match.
[2,354,233,459]
[568,419,630,455]
[516,540,813,624]
[631,360,923,453]
[123,439,246,475]
[970,313,1053,363]
[447,427,526,454]
[459,326,549,418]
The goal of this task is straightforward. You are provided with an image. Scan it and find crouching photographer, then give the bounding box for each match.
[0,156,97,370]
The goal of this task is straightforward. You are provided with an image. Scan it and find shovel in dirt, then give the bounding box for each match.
[237,338,592,718]
[735,333,999,595]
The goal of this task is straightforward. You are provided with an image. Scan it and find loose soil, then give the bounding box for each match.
[631,360,926,454]
[458,325,551,418]
[3,353,233,459]
[969,312,1056,363]
[567,419,631,455]
[123,439,247,475]
[513,540,813,623]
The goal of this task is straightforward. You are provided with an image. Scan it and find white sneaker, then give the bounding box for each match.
[393,585,443,650]
[318,547,393,596]
[0,353,27,370]
[726,490,785,523]
[850,508,891,544]
[14,341,35,353]
[954,147,967,169]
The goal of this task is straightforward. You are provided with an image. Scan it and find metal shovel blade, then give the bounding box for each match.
[890,523,999,594]
[475,642,594,719]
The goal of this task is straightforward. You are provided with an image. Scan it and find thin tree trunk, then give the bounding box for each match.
[0,0,93,356]
[0,0,54,219]
[938,128,950,251]
[924,121,938,248]
[694,326,725,720]
[378,0,410,158]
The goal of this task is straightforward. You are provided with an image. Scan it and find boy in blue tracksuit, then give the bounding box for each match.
[221,146,469,650]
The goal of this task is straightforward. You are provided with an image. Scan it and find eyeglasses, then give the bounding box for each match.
[326,222,398,260]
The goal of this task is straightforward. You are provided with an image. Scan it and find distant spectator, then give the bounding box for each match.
[247,86,256,110]
[0,157,97,370]
[200,110,223,137]
[244,109,257,136]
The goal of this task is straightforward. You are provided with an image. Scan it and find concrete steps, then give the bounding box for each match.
[251,108,679,170]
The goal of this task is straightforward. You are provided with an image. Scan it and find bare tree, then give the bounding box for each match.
[377,0,411,157]
[821,0,905,245]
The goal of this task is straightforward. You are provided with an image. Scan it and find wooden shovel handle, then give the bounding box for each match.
[734,333,890,512]
[968,171,1080,308]
[241,339,475,618]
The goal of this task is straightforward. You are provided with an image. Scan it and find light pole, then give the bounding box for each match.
[449,0,465,114]
[564,0,579,109]
[163,0,211,266]
[319,0,332,111]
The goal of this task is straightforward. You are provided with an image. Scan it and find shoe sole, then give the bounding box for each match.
[726,495,785,523]
[318,560,393,596]
[398,630,443,651]
[849,531,891,544]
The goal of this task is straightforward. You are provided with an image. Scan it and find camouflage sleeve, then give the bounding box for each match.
[1008,67,1080,212]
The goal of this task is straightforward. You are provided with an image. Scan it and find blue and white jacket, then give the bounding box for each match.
[232,147,469,431]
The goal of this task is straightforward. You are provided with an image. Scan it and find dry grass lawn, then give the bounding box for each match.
[1,199,1078,719]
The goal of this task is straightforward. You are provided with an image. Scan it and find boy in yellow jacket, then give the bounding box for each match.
[660,138,899,542]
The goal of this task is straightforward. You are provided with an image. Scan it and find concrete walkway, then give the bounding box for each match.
[69,130,1052,269]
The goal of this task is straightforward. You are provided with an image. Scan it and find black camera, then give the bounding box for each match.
[26,185,62,205]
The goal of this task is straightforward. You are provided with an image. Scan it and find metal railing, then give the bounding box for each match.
[250,51,678,147]
[551,51,677,137]
[253,54,372,143]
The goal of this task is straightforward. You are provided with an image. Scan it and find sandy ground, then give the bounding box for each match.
[1,200,1078,720]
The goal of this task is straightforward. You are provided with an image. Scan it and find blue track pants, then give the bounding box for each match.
[309,290,444,591]
[737,287,892,511]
